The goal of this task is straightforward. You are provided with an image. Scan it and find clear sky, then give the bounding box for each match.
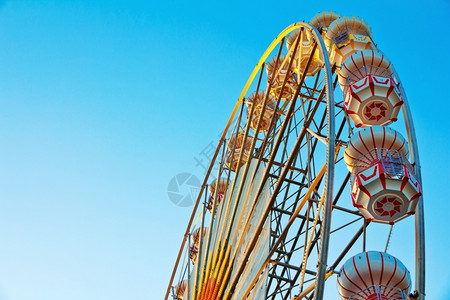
[0,0,449,299]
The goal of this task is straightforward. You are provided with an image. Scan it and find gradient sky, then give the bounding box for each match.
[0,0,449,299]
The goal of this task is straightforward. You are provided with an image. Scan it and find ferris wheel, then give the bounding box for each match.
[166,11,425,300]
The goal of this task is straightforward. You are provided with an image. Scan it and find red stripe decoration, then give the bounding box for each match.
[379,162,386,189]
[385,60,392,73]
[356,176,372,197]
[353,76,369,89]
[393,98,404,108]
[345,151,357,160]
[379,252,384,285]
[337,277,358,297]
[370,49,375,74]
[387,129,398,151]
[343,266,366,293]
[353,201,366,209]
[365,252,375,287]
[337,288,349,300]
[369,75,375,95]
[372,76,389,85]
[353,256,369,289]
[378,53,385,69]
[350,139,366,158]
[359,165,378,181]
[370,126,376,151]
[386,78,395,97]
[397,137,406,154]
[405,278,412,291]
[343,62,358,81]
[411,193,421,201]
[358,130,375,161]
[358,130,371,153]
[346,110,359,115]
[344,59,362,80]
[350,88,362,103]
[392,267,408,288]
[351,193,358,206]
[385,256,398,287]
[361,51,367,76]
[352,54,364,78]
[338,290,348,299]
[338,71,347,81]
[386,84,394,98]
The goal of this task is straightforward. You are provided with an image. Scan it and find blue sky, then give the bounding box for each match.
[0,0,449,299]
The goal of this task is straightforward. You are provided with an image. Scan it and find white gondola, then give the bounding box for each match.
[173,280,187,299]
[207,178,229,211]
[339,50,403,127]
[325,16,374,68]
[286,30,324,77]
[225,133,253,172]
[337,251,411,300]
[309,11,340,34]
[344,126,421,224]
[189,227,208,264]
[266,55,297,101]
[246,91,276,132]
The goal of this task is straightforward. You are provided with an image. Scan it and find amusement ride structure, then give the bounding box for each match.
[165,11,425,300]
